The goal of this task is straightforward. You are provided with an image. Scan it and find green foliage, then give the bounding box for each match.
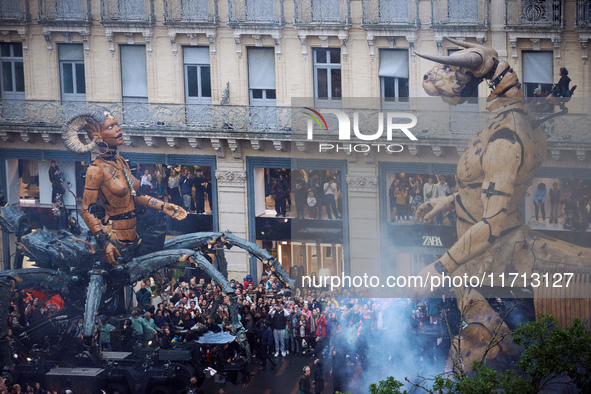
[431,362,533,394]
[368,376,409,394]
[369,315,591,394]
[337,376,409,394]
[512,315,591,392]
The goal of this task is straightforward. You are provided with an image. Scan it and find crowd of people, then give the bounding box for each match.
[0,380,54,394]
[137,165,213,215]
[267,169,343,220]
[533,179,591,231]
[6,262,472,393]
[389,173,456,224]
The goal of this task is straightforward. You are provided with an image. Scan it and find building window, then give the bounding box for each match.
[522,51,553,97]
[379,49,409,108]
[120,45,148,103]
[313,48,341,99]
[248,48,276,106]
[184,47,211,105]
[59,44,85,102]
[0,43,24,100]
[120,45,147,124]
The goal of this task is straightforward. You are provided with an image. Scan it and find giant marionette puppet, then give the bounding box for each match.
[0,110,294,370]
[412,38,591,371]
[63,110,188,264]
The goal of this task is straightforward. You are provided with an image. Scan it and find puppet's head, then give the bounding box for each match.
[417,38,498,105]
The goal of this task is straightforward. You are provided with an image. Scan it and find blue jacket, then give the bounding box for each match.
[180,174,193,195]
[256,325,274,346]
[534,187,547,203]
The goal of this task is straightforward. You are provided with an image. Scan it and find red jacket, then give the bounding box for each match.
[316,316,328,337]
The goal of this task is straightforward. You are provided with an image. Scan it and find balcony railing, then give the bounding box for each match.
[294,0,351,26]
[1,99,590,146]
[38,0,92,24]
[505,0,564,29]
[431,0,489,28]
[228,0,284,26]
[163,0,218,25]
[361,0,419,28]
[576,0,591,29]
[0,100,293,135]
[100,0,155,24]
[0,0,31,24]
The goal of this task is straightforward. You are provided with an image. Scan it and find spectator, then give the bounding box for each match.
[534,182,547,223]
[531,87,554,113]
[307,190,317,219]
[180,168,193,213]
[255,319,277,367]
[323,176,339,220]
[269,303,290,357]
[549,182,561,224]
[193,168,208,214]
[310,174,324,218]
[159,325,173,349]
[140,169,152,195]
[552,67,573,98]
[389,179,407,221]
[289,305,302,354]
[423,177,437,202]
[155,174,165,201]
[168,169,182,206]
[295,314,309,355]
[243,275,254,289]
[273,173,289,217]
[294,175,308,219]
[48,160,65,204]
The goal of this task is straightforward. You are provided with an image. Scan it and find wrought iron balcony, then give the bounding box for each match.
[361,0,419,28]
[294,0,351,27]
[431,0,489,28]
[163,0,218,26]
[1,99,590,148]
[505,0,564,29]
[100,0,155,25]
[229,0,284,27]
[576,0,591,29]
[38,0,92,25]
[0,0,31,24]
[0,100,293,135]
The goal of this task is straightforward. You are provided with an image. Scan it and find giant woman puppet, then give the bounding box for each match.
[62,111,187,265]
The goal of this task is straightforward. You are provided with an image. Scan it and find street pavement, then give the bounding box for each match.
[199,353,367,394]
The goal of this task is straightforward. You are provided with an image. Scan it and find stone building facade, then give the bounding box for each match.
[1,0,590,308]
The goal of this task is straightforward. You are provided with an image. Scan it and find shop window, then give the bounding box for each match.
[254,168,343,220]
[386,173,456,225]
